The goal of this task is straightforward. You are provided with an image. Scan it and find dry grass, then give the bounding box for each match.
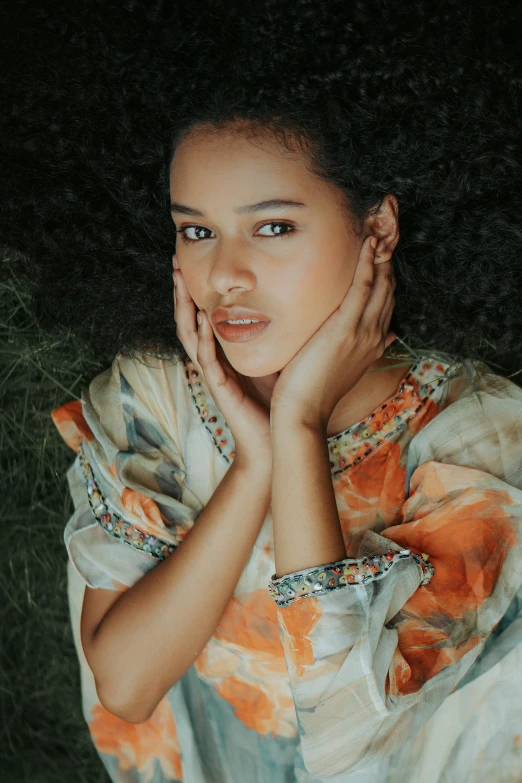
[0,248,110,782]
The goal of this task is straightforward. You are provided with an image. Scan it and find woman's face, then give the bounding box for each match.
[169,126,394,379]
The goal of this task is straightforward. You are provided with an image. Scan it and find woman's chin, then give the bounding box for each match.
[236,364,282,380]
[218,346,283,378]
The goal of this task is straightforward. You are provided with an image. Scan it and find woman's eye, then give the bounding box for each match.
[257,221,295,238]
[175,221,295,245]
[176,226,215,243]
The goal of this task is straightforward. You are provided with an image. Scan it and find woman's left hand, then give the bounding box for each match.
[270,235,397,430]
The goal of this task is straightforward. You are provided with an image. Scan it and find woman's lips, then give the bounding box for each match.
[214,320,271,342]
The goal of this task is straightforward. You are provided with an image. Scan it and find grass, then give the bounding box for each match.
[0,248,110,782]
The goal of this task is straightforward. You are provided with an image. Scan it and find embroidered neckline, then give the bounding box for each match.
[182,356,452,476]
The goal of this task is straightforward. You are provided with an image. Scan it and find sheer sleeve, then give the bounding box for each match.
[52,357,204,591]
[268,369,522,778]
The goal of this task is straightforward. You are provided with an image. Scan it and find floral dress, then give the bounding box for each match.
[52,352,522,783]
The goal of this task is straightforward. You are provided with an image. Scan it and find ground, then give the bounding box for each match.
[0,246,110,782]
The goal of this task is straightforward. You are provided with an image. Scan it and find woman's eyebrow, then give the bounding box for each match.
[169,199,307,217]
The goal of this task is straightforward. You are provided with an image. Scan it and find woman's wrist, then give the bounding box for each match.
[232,447,272,477]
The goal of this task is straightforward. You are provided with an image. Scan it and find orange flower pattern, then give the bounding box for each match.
[194,590,298,738]
[51,399,93,453]
[89,698,182,782]
[53,353,522,782]
[275,464,522,777]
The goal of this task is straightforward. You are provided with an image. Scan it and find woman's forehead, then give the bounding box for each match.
[170,129,306,177]
[169,132,340,210]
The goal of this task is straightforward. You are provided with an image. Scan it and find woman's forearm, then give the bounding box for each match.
[87,457,272,723]
[271,419,346,579]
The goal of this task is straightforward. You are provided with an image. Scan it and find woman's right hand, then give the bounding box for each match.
[172,255,273,471]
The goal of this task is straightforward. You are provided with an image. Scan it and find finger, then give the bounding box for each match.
[339,235,377,324]
[377,276,396,330]
[358,246,394,331]
[364,259,396,325]
[384,330,397,350]
[379,288,396,350]
[196,310,230,390]
[172,266,201,369]
[368,272,396,352]
[378,289,395,338]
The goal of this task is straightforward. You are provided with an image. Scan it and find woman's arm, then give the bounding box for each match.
[271,421,346,578]
[82,455,271,724]
[268,417,522,777]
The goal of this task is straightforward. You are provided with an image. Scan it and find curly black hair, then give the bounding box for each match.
[1,0,522,378]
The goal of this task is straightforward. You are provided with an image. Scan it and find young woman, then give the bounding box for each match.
[5,1,522,781]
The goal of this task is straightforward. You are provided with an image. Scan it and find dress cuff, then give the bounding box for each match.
[268,548,434,607]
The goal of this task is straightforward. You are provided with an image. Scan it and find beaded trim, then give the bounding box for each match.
[268,549,434,607]
[182,357,452,475]
[327,360,451,477]
[77,445,178,561]
[183,359,236,466]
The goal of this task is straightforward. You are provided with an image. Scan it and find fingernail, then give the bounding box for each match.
[197,312,202,326]
[173,272,177,286]
[370,237,377,250]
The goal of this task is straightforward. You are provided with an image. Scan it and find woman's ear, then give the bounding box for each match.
[368,194,400,264]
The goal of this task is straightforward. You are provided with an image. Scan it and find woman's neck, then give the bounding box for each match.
[235,354,414,438]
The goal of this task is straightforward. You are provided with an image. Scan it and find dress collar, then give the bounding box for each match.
[182,356,453,475]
